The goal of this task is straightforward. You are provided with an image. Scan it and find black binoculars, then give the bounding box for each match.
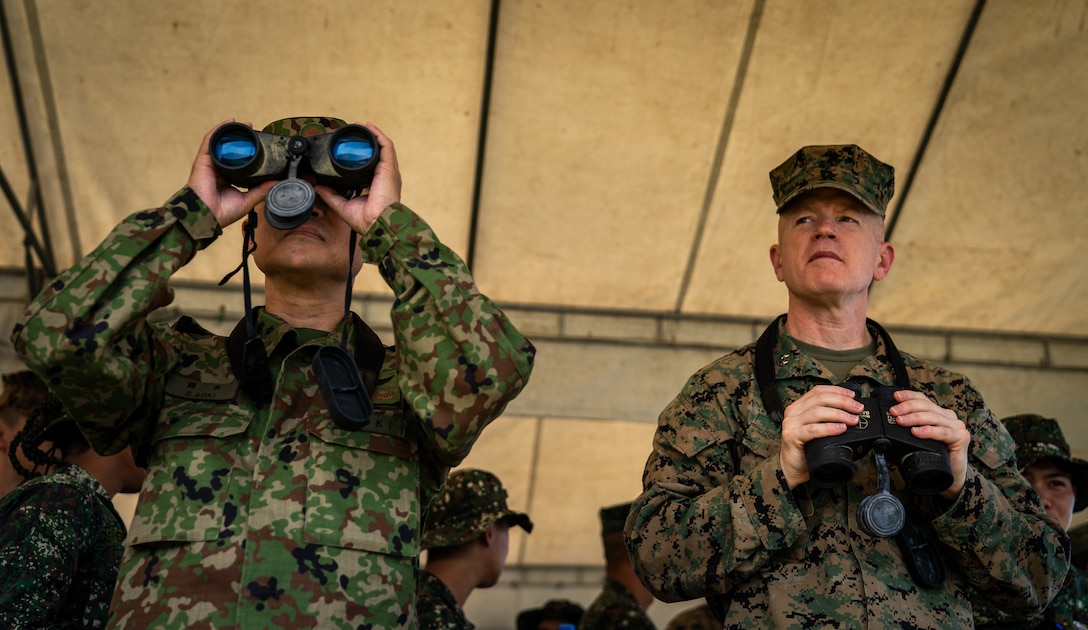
[209,122,380,230]
[805,383,953,495]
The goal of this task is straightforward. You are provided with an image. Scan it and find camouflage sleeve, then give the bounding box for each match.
[931,392,1070,618]
[11,188,219,454]
[625,370,808,601]
[359,203,535,466]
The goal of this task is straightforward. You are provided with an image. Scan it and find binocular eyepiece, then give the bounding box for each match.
[805,383,954,495]
[210,122,380,230]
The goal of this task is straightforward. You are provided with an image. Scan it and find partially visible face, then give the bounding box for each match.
[1023,459,1077,529]
[770,188,893,306]
[0,407,30,496]
[480,520,512,588]
[113,446,148,495]
[250,176,363,287]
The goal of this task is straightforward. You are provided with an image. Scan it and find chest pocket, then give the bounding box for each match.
[127,398,252,545]
[303,405,422,558]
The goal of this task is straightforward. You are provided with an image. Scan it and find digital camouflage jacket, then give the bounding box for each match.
[626,318,1068,629]
[0,463,126,628]
[12,188,535,629]
[416,570,474,630]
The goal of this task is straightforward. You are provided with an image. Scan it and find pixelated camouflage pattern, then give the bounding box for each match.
[580,579,656,630]
[664,603,718,630]
[600,501,633,536]
[975,566,1088,629]
[416,570,475,630]
[1003,413,1088,511]
[515,598,585,630]
[625,317,1069,629]
[11,188,535,629]
[422,468,533,549]
[0,463,126,626]
[769,144,894,217]
[261,115,348,138]
[0,370,50,420]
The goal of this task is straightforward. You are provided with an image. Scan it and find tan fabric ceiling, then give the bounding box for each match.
[2,0,1087,610]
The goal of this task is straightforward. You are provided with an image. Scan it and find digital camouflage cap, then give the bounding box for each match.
[600,501,633,537]
[770,144,895,218]
[421,468,533,549]
[516,599,585,630]
[1003,413,1088,512]
[261,116,349,138]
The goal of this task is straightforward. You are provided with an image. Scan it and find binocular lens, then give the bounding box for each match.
[331,130,376,169]
[212,128,259,168]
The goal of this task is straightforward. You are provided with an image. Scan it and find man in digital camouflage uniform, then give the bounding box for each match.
[11,117,536,629]
[976,414,1088,629]
[0,395,146,626]
[580,501,656,630]
[625,144,1069,628]
[0,370,50,498]
[418,468,533,629]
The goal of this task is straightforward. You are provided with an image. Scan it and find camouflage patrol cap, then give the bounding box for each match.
[421,468,533,549]
[770,144,895,218]
[261,116,349,138]
[0,370,50,418]
[1003,413,1088,512]
[516,599,585,630]
[600,501,633,537]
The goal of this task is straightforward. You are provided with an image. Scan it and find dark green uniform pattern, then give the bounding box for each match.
[626,318,1068,629]
[416,570,474,630]
[11,189,535,629]
[580,579,656,630]
[0,463,126,627]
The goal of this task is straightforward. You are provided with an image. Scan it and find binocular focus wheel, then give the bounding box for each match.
[856,491,906,538]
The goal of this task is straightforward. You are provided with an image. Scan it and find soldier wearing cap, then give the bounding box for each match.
[11,117,535,629]
[626,144,1068,628]
[417,468,533,629]
[516,598,585,630]
[580,501,656,630]
[976,414,1088,628]
[0,370,50,498]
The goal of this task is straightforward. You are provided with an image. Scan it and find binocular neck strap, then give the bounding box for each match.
[754,314,912,422]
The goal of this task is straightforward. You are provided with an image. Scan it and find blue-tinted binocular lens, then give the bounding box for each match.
[211,127,259,169]
[330,129,376,169]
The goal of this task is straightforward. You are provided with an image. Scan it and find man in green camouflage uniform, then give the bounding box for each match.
[11,117,536,629]
[581,501,656,630]
[976,414,1088,628]
[625,145,1069,628]
[418,468,533,629]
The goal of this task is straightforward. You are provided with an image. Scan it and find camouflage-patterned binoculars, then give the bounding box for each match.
[210,122,380,230]
[805,383,953,495]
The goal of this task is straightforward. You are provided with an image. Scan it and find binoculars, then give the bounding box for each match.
[805,383,953,495]
[210,122,380,230]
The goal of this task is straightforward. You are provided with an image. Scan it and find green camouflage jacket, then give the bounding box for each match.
[626,319,1068,629]
[0,463,126,627]
[416,570,474,630]
[580,579,656,630]
[11,188,535,629]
